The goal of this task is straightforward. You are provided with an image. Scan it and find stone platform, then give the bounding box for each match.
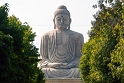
[45,78,83,83]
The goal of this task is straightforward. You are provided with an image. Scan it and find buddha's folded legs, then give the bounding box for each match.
[42,68,80,78]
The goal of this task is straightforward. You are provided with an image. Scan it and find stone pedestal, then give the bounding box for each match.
[45,78,83,83]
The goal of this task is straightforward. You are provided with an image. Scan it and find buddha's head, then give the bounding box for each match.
[53,5,71,30]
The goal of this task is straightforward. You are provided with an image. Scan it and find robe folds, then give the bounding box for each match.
[40,29,84,78]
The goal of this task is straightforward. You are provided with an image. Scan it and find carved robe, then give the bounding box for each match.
[40,29,83,78]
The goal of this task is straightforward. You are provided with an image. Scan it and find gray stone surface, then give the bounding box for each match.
[39,5,84,78]
[45,78,83,83]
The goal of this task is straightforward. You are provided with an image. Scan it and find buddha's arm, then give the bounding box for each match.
[40,35,50,67]
[75,34,84,57]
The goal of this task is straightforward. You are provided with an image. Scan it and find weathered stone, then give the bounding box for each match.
[39,5,84,78]
[45,78,83,83]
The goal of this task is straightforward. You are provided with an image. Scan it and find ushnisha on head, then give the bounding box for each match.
[53,5,71,30]
[54,5,70,18]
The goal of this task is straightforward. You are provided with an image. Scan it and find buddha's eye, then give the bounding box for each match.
[57,18,61,21]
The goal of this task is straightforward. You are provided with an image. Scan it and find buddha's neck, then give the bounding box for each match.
[56,28,68,32]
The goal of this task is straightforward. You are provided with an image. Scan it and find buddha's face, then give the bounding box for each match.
[54,14,70,30]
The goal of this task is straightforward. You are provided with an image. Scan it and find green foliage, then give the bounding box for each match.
[0,31,14,82]
[0,3,45,83]
[0,3,9,29]
[79,0,124,83]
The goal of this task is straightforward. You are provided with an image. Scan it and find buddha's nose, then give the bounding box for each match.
[60,18,64,24]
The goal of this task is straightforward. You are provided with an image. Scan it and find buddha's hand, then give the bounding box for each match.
[59,63,74,69]
[48,63,66,68]
[43,62,74,69]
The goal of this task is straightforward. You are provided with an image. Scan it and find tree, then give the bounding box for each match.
[79,0,124,83]
[0,31,14,82]
[0,3,45,83]
[0,3,14,82]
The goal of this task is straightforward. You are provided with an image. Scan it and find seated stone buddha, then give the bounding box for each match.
[39,5,84,78]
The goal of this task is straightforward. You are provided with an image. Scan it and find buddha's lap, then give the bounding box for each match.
[42,68,80,78]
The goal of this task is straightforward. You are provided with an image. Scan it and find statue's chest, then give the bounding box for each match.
[57,33,69,45]
[56,33,70,55]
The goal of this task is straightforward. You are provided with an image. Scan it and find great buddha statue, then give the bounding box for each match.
[39,5,84,78]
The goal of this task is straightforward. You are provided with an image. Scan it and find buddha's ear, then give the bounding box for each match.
[53,19,55,23]
[53,19,56,29]
[69,18,72,24]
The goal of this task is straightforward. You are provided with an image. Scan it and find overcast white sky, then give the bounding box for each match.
[0,0,98,50]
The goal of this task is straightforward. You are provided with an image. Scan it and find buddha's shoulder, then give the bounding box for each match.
[69,30,84,38]
[42,29,57,36]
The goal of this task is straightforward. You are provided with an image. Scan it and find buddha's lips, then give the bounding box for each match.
[58,24,67,26]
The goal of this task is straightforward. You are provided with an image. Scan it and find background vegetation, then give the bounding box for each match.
[0,3,45,83]
[79,0,124,83]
